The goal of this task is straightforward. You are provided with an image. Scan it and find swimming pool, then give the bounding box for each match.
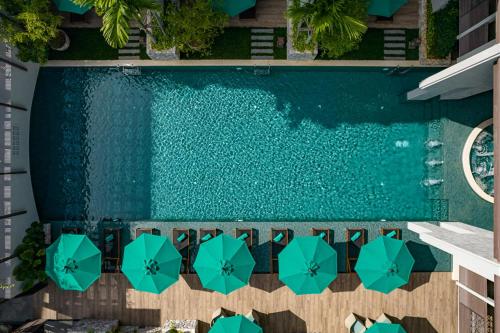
[31,66,446,222]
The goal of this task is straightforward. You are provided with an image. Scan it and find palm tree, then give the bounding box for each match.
[73,0,160,48]
[287,0,367,55]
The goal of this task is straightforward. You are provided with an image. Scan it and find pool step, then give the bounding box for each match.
[250,28,274,59]
[384,29,407,60]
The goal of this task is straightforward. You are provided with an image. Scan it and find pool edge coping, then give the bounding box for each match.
[43,59,443,67]
[462,118,495,204]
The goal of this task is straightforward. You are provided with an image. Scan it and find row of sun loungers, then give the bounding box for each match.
[60,226,401,274]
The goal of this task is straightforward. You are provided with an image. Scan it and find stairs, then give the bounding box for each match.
[384,29,406,60]
[251,28,274,60]
[119,28,141,60]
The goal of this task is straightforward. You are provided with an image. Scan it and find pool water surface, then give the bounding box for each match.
[31,67,446,221]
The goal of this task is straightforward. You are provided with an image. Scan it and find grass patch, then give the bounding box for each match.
[273,28,287,60]
[48,28,118,60]
[406,29,419,60]
[182,28,251,59]
[317,29,384,60]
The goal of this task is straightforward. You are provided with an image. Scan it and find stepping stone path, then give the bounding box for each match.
[119,27,141,60]
[384,29,406,60]
[251,28,274,60]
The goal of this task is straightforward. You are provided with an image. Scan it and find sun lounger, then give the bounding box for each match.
[200,229,218,244]
[346,228,366,272]
[102,228,121,273]
[311,228,332,245]
[135,227,160,238]
[173,228,191,274]
[235,228,253,249]
[61,227,82,234]
[271,228,289,273]
[376,313,391,324]
[211,307,231,327]
[245,309,263,325]
[345,313,366,333]
[380,228,401,240]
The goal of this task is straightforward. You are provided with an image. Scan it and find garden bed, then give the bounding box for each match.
[48,28,118,60]
[181,28,251,59]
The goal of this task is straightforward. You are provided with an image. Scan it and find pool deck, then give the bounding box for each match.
[50,220,451,273]
[44,59,434,67]
[33,272,456,332]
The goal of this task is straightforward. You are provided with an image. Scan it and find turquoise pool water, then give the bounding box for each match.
[31,67,443,221]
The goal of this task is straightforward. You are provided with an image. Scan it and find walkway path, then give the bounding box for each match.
[119,28,141,60]
[251,28,274,60]
[384,29,406,60]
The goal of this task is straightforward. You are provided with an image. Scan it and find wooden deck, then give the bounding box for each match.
[227,0,287,28]
[367,0,420,29]
[34,272,457,333]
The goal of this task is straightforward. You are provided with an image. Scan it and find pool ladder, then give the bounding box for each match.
[254,65,271,76]
[121,65,141,76]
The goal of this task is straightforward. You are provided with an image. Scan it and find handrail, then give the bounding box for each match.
[0,170,27,175]
[457,12,496,40]
[0,210,27,220]
[0,56,27,72]
[0,102,27,111]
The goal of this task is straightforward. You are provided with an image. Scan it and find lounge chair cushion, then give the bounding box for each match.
[177,233,187,243]
[386,230,397,238]
[273,232,284,242]
[201,233,213,242]
[238,232,249,241]
[350,231,361,242]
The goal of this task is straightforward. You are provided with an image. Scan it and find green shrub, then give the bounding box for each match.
[426,0,458,58]
[12,221,47,291]
[152,0,228,55]
[287,0,368,58]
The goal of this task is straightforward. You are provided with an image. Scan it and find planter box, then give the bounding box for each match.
[286,0,317,60]
[146,10,179,60]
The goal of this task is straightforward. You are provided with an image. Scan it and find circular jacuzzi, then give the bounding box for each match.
[462,119,494,203]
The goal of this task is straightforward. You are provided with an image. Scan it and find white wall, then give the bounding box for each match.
[0,43,40,299]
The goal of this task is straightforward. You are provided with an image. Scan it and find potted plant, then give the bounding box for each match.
[49,29,70,51]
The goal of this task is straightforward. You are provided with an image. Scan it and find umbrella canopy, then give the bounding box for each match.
[193,234,255,295]
[121,234,182,294]
[209,315,263,333]
[366,323,407,333]
[355,236,415,294]
[213,0,256,17]
[52,0,92,15]
[278,236,337,295]
[45,234,101,291]
[368,0,408,17]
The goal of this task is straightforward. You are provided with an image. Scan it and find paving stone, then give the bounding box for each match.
[251,55,274,59]
[384,56,406,60]
[251,35,273,41]
[119,49,140,54]
[124,42,140,48]
[384,29,405,35]
[251,28,274,34]
[251,41,274,47]
[384,49,405,55]
[384,43,406,48]
[251,48,273,54]
[384,36,405,42]
[128,35,140,41]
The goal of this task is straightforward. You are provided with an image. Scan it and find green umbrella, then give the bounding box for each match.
[355,236,415,294]
[193,234,255,295]
[209,315,263,333]
[278,236,337,295]
[366,323,407,333]
[121,234,182,294]
[213,0,256,17]
[45,234,101,291]
[52,0,92,15]
[368,0,408,17]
